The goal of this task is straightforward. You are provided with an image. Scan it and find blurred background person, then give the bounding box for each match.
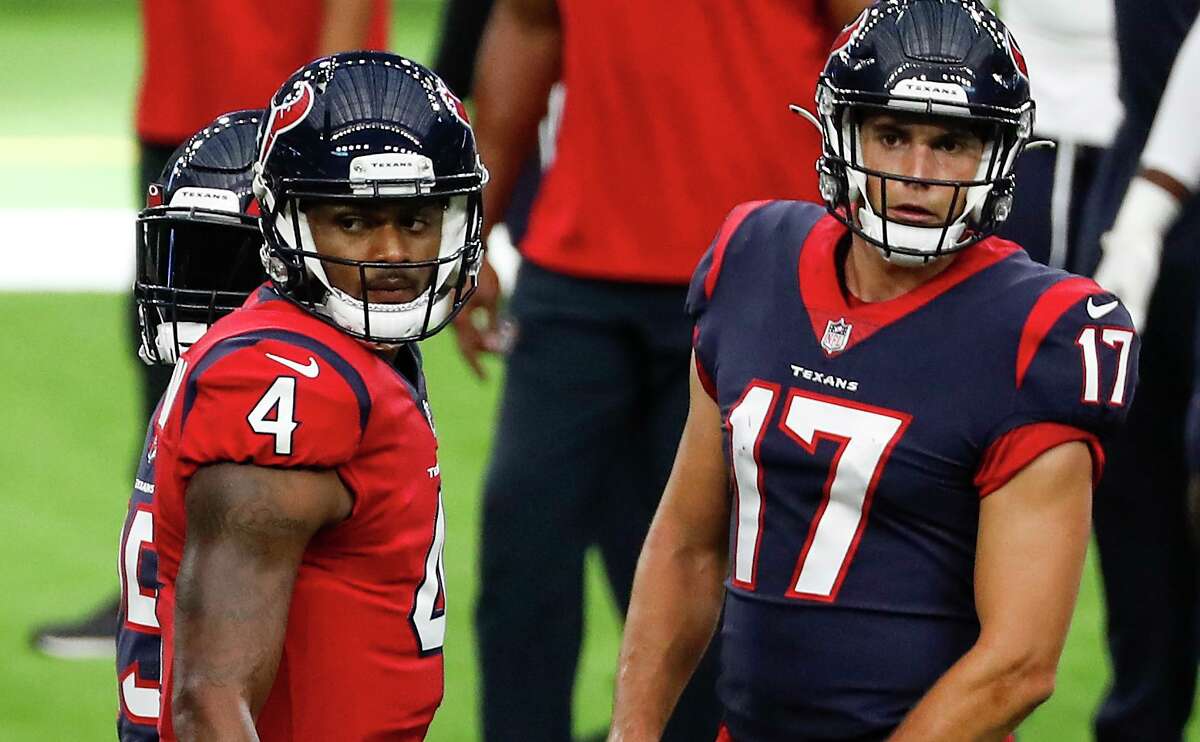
[459,0,871,739]
[31,0,391,660]
[996,0,1121,274]
[1075,1,1200,739]
[432,0,547,293]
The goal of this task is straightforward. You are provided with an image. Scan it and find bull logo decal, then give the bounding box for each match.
[1005,29,1029,80]
[437,81,470,125]
[258,80,315,165]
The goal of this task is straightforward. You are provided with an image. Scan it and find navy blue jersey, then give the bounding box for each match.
[117,399,170,741]
[688,201,1139,740]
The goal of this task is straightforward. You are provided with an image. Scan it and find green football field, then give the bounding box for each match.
[0,1,1194,739]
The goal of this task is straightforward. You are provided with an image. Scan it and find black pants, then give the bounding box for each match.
[476,261,722,741]
[133,142,182,422]
[996,140,1105,275]
[1089,225,1200,742]
[1073,115,1200,739]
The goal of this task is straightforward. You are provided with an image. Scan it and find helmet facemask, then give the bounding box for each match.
[254,52,489,345]
[815,81,1033,266]
[256,157,485,345]
[135,205,262,364]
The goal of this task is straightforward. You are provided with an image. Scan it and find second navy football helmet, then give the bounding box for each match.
[136,109,265,364]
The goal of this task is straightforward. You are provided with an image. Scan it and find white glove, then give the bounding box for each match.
[1094,176,1181,331]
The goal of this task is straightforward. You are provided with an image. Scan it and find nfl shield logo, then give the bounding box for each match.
[821,318,853,355]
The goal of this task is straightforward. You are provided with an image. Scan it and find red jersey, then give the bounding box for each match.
[149,286,444,740]
[520,0,835,284]
[136,0,390,144]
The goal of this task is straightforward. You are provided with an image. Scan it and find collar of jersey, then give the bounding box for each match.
[798,214,1020,356]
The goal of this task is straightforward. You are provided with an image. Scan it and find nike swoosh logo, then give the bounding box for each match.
[265,352,320,378]
[1087,297,1120,319]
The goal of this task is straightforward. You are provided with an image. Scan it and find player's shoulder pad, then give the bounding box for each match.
[1014,276,1140,437]
[177,329,372,469]
[686,200,825,319]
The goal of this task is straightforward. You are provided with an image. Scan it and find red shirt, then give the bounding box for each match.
[520,0,836,284]
[152,288,444,741]
[137,0,390,144]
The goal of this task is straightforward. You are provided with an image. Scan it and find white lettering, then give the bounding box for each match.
[788,364,862,394]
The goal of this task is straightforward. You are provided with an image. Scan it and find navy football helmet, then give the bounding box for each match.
[805,0,1035,265]
[136,109,265,365]
[253,51,487,344]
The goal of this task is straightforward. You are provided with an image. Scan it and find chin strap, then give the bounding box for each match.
[150,321,207,365]
[854,206,968,265]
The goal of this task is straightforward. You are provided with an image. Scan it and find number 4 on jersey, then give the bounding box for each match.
[247,377,299,455]
[411,491,447,654]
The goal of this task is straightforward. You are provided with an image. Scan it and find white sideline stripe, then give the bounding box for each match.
[0,208,136,291]
[0,208,524,295]
[0,136,134,167]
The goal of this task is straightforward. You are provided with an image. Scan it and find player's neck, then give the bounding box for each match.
[843,234,957,303]
[364,341,402,363]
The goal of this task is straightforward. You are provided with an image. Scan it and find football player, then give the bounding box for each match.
[118,109,267,741]
[129,52,484,741]
[609,1,1139,740]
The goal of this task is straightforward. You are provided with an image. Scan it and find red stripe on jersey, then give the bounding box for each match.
[1015,277,1101,388]
[975,422,1103,497]
[692,326,718,401]
[799,217,1021,357]
[705,201,772,300]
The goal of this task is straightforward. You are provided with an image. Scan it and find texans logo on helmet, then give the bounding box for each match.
[1004,29,1029,79]
[437,81,470,125]
[258,80,315,165]
[829,7,870,56]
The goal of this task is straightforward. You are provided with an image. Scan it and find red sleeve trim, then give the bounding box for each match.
[704,200,772,300]
[1015,277,1101,388]
[975,422,1104,498]
[692,326,718,401]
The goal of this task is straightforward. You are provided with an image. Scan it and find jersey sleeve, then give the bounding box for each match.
[175,335,369,476]
[978,282,1140,494]
[686,201,773,400]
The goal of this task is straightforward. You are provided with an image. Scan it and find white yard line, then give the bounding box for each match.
[0,208,522,294]
[0,208,136,291]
